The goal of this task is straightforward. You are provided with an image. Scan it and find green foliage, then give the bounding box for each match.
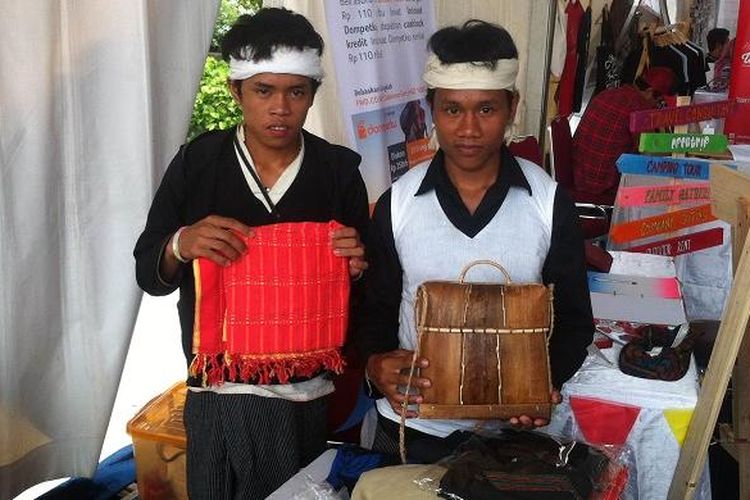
[210,0,262,52]
[188,57,242,140]
[188,0,261,140]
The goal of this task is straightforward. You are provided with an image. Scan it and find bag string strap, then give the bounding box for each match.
[399,286,430,464]
[233,136,280,218]
[458,259,512,284]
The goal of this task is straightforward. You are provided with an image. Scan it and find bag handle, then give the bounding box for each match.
[458,259,512,284]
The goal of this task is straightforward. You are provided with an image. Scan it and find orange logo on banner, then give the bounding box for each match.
[356,119,398,140]
[357,121,367,139]
[609,204,716,244]
[406,138,434,167]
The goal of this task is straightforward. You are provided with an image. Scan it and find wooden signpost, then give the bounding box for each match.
[627,227,724,257]
[616,154,728,180]
[611,152,731,252]
[616,183,711,207]
[614,95,748,498]
[668,164,750,500]
[609,204,716,244]
[630,99,735,133]
[639,133,729,154]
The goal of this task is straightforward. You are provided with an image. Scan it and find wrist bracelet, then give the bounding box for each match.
[171,226,190,264]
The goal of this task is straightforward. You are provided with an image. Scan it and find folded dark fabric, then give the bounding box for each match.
[438,430,609,500]
[618,325,697,381]
[408,430,475,464]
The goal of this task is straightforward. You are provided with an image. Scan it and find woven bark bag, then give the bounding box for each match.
[414,260,554,420]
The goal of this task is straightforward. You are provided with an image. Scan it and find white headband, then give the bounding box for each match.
[422,53,518,91]
[229,46,324,81]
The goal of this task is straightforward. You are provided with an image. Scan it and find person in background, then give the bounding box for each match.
[707,27,733,91]
[133,8,369,499]
[358,19,594,459]
[571,66,678,203]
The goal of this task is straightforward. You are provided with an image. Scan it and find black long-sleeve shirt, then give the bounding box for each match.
[356,148,594,389]
[133,129,370,382]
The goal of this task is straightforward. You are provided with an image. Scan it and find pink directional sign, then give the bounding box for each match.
[629,100,735,133]
[616,183,711,207]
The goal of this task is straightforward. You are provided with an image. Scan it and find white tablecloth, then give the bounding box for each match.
[267,449,346,500]
[546,348,711,499]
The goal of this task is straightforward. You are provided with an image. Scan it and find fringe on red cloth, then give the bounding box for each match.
[189,348,345,386]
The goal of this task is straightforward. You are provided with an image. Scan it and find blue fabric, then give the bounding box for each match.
[91,445,136,498]
[325,445,398,492]
[335,385,375,433]
[38,445,135,500]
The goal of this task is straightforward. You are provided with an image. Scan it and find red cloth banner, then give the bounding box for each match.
[570,396,640,445]
[725,0,750,143]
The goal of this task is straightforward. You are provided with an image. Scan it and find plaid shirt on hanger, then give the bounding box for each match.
[572,85,654,196]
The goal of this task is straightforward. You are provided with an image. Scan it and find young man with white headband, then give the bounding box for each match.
[358,20,594,459]
[134,8,369,499]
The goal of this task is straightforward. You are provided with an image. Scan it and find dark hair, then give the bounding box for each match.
[428,20,518,68]
[425,20,518,106]
[707,28,730,52]
[221,8,324,92]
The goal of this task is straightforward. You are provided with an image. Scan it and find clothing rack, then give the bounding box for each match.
[654,21,686,34]
[614,0,672,55]
[646,22,689,47]
[628,17,706,94]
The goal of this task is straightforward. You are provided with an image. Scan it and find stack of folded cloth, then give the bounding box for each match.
[438,430,621,500]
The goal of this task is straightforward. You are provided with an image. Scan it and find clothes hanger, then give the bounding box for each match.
[650,22,689,47]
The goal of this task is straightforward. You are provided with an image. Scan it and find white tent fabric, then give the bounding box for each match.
[0,2,218,497]
[265,0,548,150]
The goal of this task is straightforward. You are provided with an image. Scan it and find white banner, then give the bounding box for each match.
[325,0,437,202]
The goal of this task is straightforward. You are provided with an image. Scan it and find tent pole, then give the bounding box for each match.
[537,0,558,163]
[660,0,671,24]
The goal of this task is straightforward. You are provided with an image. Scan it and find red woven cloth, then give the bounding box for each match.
[190,221,350,385]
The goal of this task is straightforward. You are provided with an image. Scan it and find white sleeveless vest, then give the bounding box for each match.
[376,158,558,437]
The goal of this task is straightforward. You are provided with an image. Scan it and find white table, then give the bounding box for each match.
[267,449,347,500]
[546,348,711,499]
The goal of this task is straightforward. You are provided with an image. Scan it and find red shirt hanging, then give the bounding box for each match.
[557,0,585,117]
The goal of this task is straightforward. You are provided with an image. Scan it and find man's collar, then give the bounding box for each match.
[415,145,532,196]
[236,124,305,169]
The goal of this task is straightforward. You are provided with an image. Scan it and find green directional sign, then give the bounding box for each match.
[639,133,729,154]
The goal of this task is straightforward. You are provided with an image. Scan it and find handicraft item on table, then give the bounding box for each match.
[413,260,554,420]
[190,221,349,386]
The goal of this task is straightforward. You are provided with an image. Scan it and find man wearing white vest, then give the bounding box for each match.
[358,20,594,459]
